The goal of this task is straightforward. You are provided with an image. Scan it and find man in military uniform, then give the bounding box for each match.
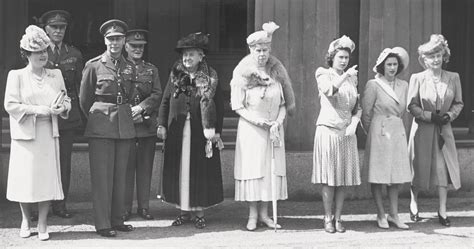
[122,29,162,221]
[39,9,84,219]
[79,19,135,237]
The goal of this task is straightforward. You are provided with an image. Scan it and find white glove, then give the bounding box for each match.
[157,126,167,140]
[31,105,51,117]
[235,109,270,129]
[50,104,66,115]
[203,128,215,140]
[131,105,143,117]
[345,116,360,136]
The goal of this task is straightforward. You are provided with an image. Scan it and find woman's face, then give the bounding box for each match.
[250,43,271,67]
[27,49,48,68]
[423,51,444,70]
[182,48,203,70]
[384,57,399,78]
[125,43,145,61]
[332,49,350,71]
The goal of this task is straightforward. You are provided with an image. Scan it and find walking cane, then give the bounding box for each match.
[271,140,278,232]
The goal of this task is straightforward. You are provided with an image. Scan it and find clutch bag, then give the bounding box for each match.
[52,90,67,108]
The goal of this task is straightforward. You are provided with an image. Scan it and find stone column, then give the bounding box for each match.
[255,0,339,150]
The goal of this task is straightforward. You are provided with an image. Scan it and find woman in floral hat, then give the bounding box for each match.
[4,25,71,240]
[408,34,463,227]
[361,47,411,230]
[157,32,224,229]
[312,35,360,233]
[231,21,295,231]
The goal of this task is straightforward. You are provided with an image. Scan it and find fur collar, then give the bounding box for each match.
[231,54,296,116]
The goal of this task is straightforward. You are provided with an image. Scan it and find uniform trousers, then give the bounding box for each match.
[89,138,133,231]
[52,129,75,211]
[124,136,156,212]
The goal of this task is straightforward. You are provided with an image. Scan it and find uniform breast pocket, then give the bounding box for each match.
[96,74,116,93]
[62,64,76,82]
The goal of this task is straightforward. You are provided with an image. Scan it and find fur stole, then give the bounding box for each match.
[170,59,218,129]
[230,55,296,116]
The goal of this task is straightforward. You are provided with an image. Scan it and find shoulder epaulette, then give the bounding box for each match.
[86,55,101,64]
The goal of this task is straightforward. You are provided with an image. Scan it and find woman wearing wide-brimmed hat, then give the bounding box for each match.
[407,34,463,227]
[361,47,411,230]
[157,32,224,229]
[4,25,71,240]
[312,35,361,233]
[230,21,295,231]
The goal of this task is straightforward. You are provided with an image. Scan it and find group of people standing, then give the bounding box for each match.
[3,9,463,241]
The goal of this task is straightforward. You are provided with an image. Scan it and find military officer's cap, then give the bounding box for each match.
[126,29,148,45]
[99,19,128,38]
[39,10,70,26]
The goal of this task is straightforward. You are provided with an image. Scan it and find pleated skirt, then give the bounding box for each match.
[312,125,361,186]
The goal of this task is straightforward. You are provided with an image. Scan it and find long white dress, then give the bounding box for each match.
[232,80,287,202]
[5,68,67,203]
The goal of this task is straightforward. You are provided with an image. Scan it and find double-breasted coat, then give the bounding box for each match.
[157,60,224,208]
[407,70,464,190]
[361,77,411,184]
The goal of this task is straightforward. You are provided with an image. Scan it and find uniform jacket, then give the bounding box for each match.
[46,43,84,130]
[315,67,361,131]
[79,52,135,139]
[157,61,224,207]
[407,70,464,190]
[4,68,71,140]
[128,59,162,137]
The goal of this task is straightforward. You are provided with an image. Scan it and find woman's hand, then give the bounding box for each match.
[50,105,66,115]
[34,106,52,117]
[157,126,167,140]
[345,65,358,78]
[345,116,360,136]
[131,105,144,117]
[203,128,216,140]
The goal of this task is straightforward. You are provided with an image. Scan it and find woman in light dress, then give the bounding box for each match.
[408,34,463,227]
[4,25,70,240]
[361,47,411,230]
[312,35,361,233]
[231,22,295,231]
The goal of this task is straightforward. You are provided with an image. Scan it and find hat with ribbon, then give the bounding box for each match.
[373,47,409,74]
[175,32,209,52]
[328,35,355,54]
[417,34,450,68]
[20,25,51,52]
[126,29,148,44]
[39,10,70,26]
[99,19,128,38]
[246,21,279,46]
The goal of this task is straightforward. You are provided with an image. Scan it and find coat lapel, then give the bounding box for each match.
[375,77,400,104]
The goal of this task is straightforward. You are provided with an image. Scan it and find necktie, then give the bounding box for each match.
[53,46,60,63]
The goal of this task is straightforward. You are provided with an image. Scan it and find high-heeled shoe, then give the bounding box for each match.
[258,217,281,229]
[37,227,49,241]
[438,211,451,227]
[19,220,31,238]
[387,215,409,230]
[323,217,335,233]
[246,217,258,231]
[376,215,389,229]
[334,219,346,233]
[409,209,422,222]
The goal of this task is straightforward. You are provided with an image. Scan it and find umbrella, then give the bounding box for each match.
[271,139,278,232]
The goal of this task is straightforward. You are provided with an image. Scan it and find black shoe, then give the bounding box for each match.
[438,212,451,227]
[113,224,134,232]
[194,216,206,229]
[137,208,154,220]
[409,210,422,222]
[122,211,131,221]
[53,209,73,219]
[172,214,192,226]
[97,228,117,237]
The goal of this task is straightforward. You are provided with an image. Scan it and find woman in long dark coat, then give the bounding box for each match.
[157,32,224,229]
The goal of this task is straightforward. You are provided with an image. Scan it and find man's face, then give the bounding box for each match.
[45,24,67,44]
[104,36,125,56]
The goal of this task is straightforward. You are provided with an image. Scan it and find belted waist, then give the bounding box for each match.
[95,95,129,105]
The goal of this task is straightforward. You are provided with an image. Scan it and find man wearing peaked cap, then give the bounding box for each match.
[122,29,162,221]
[79,19,135,237]
[39,9,84,220]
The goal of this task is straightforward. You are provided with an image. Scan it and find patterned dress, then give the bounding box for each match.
[312,67,361,186]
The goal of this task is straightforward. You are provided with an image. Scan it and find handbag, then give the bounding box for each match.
[52,90,67,108]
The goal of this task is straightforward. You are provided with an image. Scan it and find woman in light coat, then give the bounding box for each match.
[231,22,295,231]
[362,47,411,230]
[408,34,463,227]
[4,25,70,240]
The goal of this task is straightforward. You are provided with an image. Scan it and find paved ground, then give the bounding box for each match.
[0,197,473,248]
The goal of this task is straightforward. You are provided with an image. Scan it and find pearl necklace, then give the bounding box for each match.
[31,68,46,88]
